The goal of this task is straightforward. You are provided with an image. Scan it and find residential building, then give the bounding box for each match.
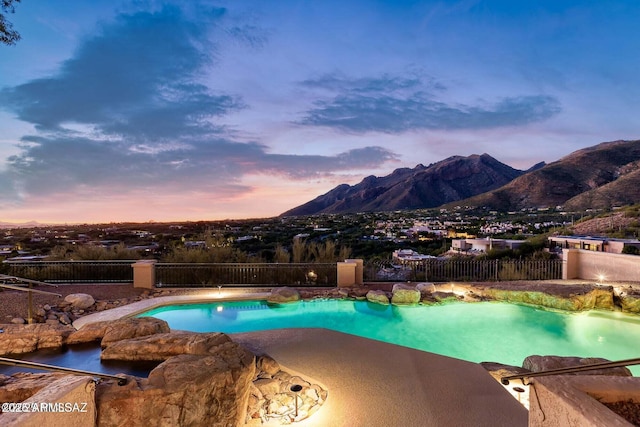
[451,238,526,254]
[548,235,640,254]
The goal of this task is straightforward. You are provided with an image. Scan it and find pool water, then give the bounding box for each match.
[0,343,159,377]
[140,300,640,375]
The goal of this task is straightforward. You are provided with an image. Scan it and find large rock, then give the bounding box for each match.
[256,355,280,377]
[101,331,231,361]
[64,293,95,310]
[67,317,170,346]
[0,324,74,356]
[523,355,632,377]
[619,290,640,314]
[366,290,389,305]
[480,283,615,311]
[391,283,421,305]
[0,375,96,427]
[267,287,301,303]
[101,317,170,346]
[96,343,256,427]
[0,372,68,403]
[431,291,460,303]
[253,378,280,397]
[416,282,436,293]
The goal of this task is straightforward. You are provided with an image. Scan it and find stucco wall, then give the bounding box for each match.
[563,249,640,282]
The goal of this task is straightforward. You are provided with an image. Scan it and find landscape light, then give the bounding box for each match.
[290,384,303,417]
[307,270,317,283]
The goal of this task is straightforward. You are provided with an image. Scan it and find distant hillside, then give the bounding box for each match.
[282,154,523,216]
[569,211,639,236]
[449,139,640,211]
[0,221,45,229]
[563,161,640,210]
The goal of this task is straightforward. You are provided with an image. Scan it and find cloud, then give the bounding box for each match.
[298,73,561,133]
[257,146,400,179]
[2,132,396,201]
[0,5,241,137]
[0,5,397,205]
[300,72,433,94]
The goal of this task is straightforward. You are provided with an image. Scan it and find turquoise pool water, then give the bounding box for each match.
[140,300,640,375]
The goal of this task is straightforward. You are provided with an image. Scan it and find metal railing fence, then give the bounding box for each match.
[3,258,563,286]
[365,258,563,282]
[4,261,136,283]
[155,262,337,287]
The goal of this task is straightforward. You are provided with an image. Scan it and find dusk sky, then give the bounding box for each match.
[1,1,638,224]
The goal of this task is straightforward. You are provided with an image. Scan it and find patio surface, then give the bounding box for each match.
[233,328,528,427]
[74,291,529,427]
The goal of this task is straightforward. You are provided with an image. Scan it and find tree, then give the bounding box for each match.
[1,0,21,46]
[622,245,640,255]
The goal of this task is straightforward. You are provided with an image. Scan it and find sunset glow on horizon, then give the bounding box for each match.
[1,1,638,224]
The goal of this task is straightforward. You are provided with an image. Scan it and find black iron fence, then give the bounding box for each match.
[365,258,563,282]
[3,258,563,286]
[155,263,336,287]
[3,261,136,283]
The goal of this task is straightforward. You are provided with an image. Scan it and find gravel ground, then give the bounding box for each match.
[0,284,147,324]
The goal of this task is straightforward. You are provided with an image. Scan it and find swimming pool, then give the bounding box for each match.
[140,300,640,375]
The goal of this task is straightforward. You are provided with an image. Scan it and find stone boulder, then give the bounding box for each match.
[64,293,95,310]
[432,291,460,303]
[256,355,280,377]
[350,287,370,300]
[0,323,74,356]
[523,355,632,377]
[0,372,68,403]
[253,378,280,397]
[267,287,301,303]
[96,343,256,427]
[619,289,640,314]
[101,331,232,361]
[391,283,421,305]
[366,290,389,305]
[416,282,436,293]
[67,317,170,346]
[101,317,170,347]
[0,375,96,427]
[66,321,110,344]
[480,283,615,311]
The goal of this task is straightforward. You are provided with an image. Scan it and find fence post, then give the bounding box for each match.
[132,260,157,289]
[345,259,364,285]
[337,261,357,287]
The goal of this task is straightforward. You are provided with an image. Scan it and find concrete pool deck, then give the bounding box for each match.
[233,328,528,427]
[73,291,529,426]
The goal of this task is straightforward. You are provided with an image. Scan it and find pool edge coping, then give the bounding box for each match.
[72,291,272,329]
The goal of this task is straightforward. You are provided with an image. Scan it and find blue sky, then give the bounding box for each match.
[0,0,638,223]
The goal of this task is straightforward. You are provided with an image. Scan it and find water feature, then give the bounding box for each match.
[0,343,158,377]
[140,299,640,375]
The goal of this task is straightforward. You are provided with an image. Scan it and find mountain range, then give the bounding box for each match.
[282,139,640,216]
